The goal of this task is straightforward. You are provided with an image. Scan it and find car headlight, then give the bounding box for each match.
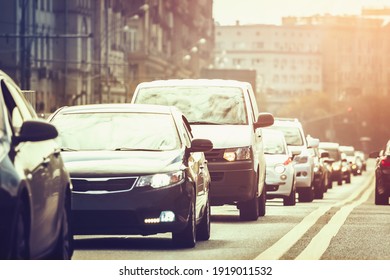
[136,171,184,188]
[313,166,319,173]
[274,164,286,174]
[223,147,251,162]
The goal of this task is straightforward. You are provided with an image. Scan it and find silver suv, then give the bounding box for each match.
[131,79,274,220]
[270,118,319,202]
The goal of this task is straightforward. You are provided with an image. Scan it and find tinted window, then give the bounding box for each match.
[135,86,248,125]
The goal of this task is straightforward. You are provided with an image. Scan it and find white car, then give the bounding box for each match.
[131,79,274,221]
[270,118,319,202]
[263,129,296,206]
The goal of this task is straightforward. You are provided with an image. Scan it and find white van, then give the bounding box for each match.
[131,79,274,221]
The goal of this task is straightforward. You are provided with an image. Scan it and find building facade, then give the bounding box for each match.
[214,22,323,114]
[0,0,214,112]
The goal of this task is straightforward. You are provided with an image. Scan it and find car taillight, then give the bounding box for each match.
[381,157,390,168]
[284,157,292,165]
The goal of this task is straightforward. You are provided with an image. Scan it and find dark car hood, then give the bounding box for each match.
[61,150,184,176]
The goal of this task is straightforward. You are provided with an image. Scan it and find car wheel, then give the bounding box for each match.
[346,174,351,184]
[196,197,210,241]
[258,185,266,216]
[239,193,259,221]
[375,184,388,205]
[337,178,342,186]
[314,182,324,199]
[172,197,196,248]
[283,186,296,206]
[11,201,29,260]
[298,188,314,202]
[49,203,73,259]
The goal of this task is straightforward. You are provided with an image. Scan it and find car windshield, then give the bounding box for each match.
[51,112,181,151]
[134,86,248,125]
[263,133,286,155]
[340,148,355,156]
[271,126,304,146]
[322,148,340,161]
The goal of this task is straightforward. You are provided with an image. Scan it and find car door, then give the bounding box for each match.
[0,79,61,256]
[180,114,209,219]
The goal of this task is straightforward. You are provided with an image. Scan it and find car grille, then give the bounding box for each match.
[71,176,138,193]
[205,149,225,162]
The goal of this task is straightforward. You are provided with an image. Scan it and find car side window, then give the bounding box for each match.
[1,80,23,131]
[181,116,192,148]
[246,89,256,123]
[1,80,34,133]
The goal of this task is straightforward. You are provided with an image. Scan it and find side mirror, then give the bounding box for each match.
[320,151,330,158]
[307,137,319,148]
[190,139,213,153]
[254,113,274,129]
[16,120,58,142]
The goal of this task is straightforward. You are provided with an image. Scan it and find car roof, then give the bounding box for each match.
[319,142,340,148]
[136,78,252,88]
[272,118,303,128]
[262,127,286,137]
[53,103,179,115]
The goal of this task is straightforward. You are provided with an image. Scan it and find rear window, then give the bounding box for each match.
[134,86,248,125]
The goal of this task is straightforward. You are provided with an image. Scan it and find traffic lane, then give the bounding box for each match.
[321,185,390,260]
[71,172,370,260]
[71,204,303,260]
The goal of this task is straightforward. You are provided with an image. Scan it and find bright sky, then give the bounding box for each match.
[213,0,390,25]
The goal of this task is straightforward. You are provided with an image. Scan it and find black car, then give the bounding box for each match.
[370,140,390,205]
[311,148,331,199]
[0,70,73,259]
[319,142,351,186]
[49,104,213,248]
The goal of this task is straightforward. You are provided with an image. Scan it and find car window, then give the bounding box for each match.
[51,112,181,151]
[135,86,248,125]
[272,125,304,146]
[262,130,286,155]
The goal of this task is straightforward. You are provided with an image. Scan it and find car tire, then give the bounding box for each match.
[11,201,29,260]
[172,197,196,248]
[283,186,296,206]
[298,188,314,202]
[239,193,259,221]
[49,202,73,260]
[258,185,267,216]
[346,174,351,184]
[196,197,210,241]
[314,182,324,199]
[337,178,342,186]
[375,184,388,205]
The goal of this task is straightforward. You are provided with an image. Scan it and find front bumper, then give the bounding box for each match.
[207,160,256,206]
[71,180,193,235]
[294,163,312,189]
[265,167,294,197]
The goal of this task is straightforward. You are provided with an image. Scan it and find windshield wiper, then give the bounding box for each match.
[189,121,222,125]
[60,147,78,151]
[113,148,162,152]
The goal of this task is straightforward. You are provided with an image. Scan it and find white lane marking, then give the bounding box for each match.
[254,173,374,260]
[295,181,373,260]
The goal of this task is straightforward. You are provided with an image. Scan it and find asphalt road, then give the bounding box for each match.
[72,159,389,260]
